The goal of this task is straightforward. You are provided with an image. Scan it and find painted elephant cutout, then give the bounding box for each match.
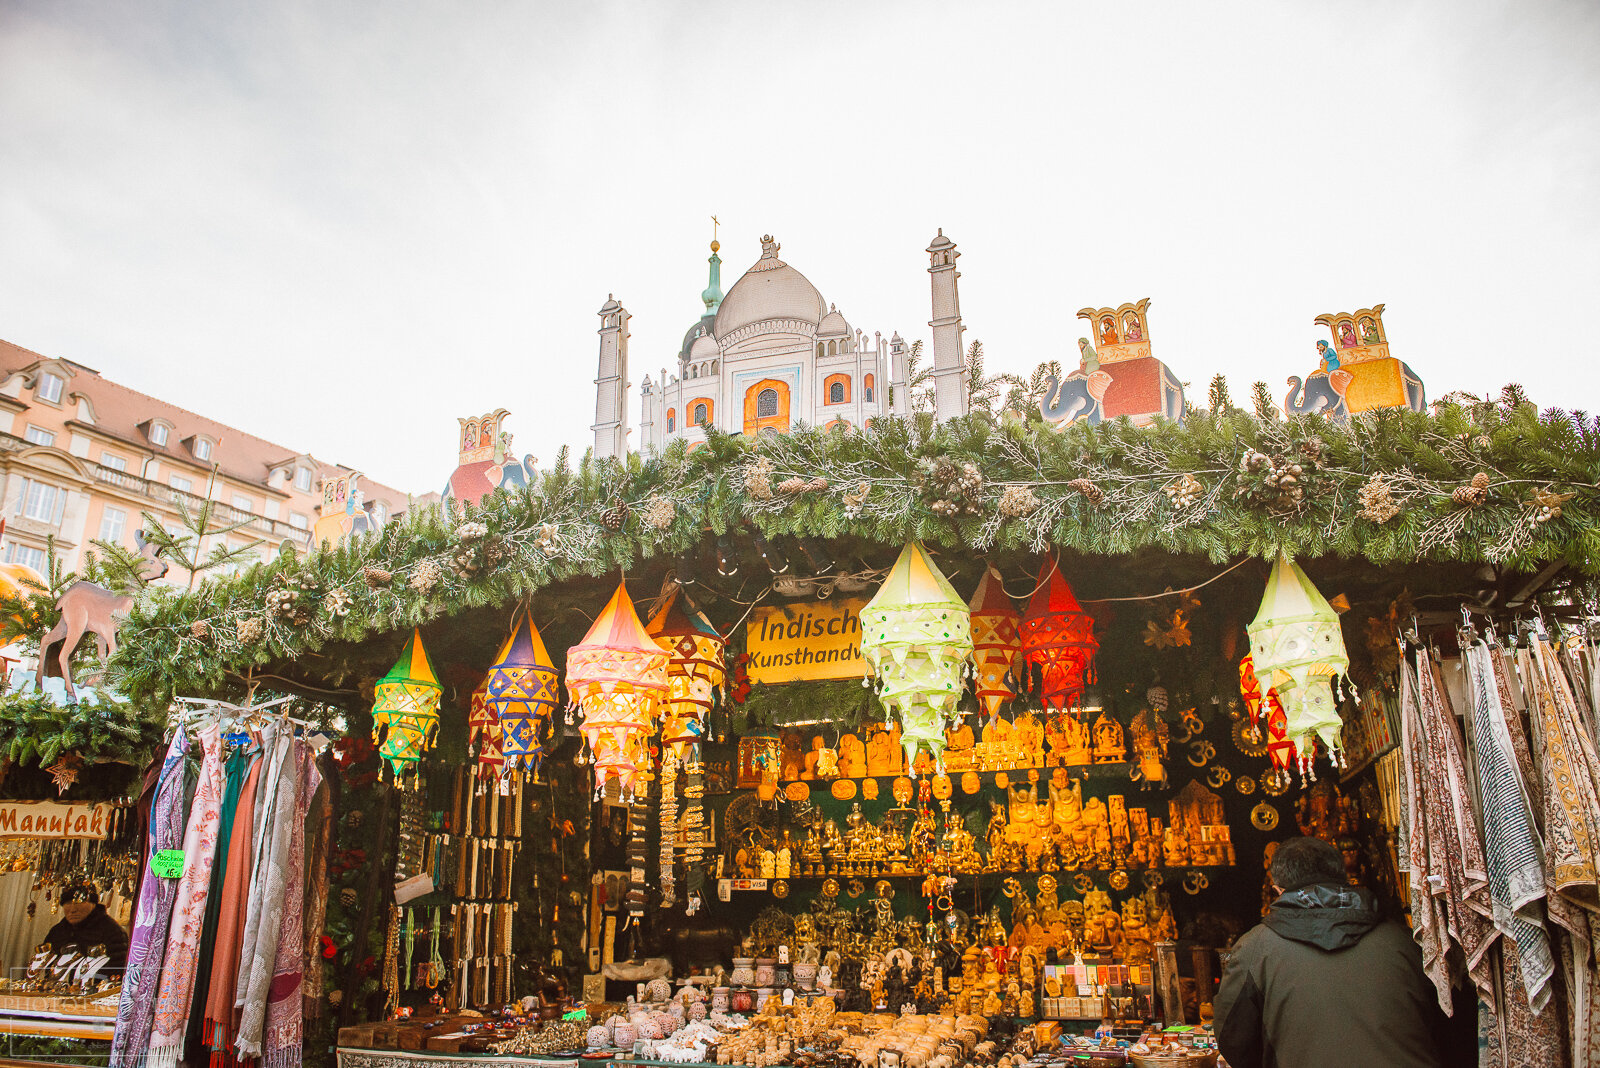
[1041,368,1113,425]
[1284,369,1353,417]
[312,472,384,549]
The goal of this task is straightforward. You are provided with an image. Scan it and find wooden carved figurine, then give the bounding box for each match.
[37,530,167,697]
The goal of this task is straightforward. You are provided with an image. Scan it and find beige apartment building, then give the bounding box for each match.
[0,338,414,580]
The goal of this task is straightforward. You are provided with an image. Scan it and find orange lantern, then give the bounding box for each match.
[1240,654,1297,775]
[566,583,669,796]
[1020,558,1098,710]
[968,566,1020,721]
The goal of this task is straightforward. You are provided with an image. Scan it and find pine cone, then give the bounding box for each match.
[236,616,264,643]
[409,557,444,592]
[998,484,1040,518]
[190,619,211,640]
[1471,472,1491,491]
[807,477,829,492]
[363,566,393,589]
[777,476,808,495]
[641,497,675,530]
[601,497,629,531]
[1067,478,1104,505]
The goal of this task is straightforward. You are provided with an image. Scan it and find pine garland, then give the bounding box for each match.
[106,387,1600,707]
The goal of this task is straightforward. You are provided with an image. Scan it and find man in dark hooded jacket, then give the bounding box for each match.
[1213,837,1450,1068]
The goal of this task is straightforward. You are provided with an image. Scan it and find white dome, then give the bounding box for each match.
[689,333,718,359]
[713,236,826,340]
[817,304,850,337]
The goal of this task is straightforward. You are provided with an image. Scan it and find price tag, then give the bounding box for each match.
[150,850,185,878]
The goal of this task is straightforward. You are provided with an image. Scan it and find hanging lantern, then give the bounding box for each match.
[859,542,973,773]
[1020,558,1098,710]
[968,566,1021,723]
[1239,654,1297,776]
[485,610,561,778]
[1246,552,1349,763]
[566,583,669,795]
[647,590,725,761]
[466,675,504,782]
[371,629,442,779]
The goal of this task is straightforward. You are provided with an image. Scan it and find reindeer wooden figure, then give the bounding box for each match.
[36,530,168,697]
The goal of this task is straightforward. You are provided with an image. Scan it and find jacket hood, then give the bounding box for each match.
[1263,881,1381,951]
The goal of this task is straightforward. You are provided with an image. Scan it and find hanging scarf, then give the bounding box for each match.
[235,729,300,1058]
[263,742,322,1068]
[1524,642,1600,1064]
[1399,648,1496,1014]
[1465,642,1556,1010]
[183,744,254,1064]
[109,728,191,1068]
[302,763,335,1013]
[149,725,227,1068]
[204,749,261,1068]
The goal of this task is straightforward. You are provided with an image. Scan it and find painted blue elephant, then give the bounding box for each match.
[1284,369,1353,417]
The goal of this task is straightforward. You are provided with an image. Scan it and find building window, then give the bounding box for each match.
[194,438,212,461]
[666,408,676,433]
[864,374,875,403]
[170,475,194,494]
[149,423,169,446]
[816,343,825,359]
[756,389,779,418]
[23,425,55,447]
[294,467,312,492]
[692,402,708,425]
[5,543,46,572]
[19,480,63,524]
[289,512,310,531]
[827,341,838,357]
[36,373,63,404]
[99,506,126,543]
[101,453,127,472]
[232,494,253,513]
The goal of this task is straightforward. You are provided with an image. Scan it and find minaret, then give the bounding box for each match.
[926,229,969,421]
[701,223,724,315]
[888,332,911,417]
[592,294,631,458]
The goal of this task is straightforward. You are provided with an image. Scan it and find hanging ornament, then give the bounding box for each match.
[968,566,1021,723]
[1020,557,1098,710]
[371,629,442,779]
[858,542,973,773]
[1246,552,1350,765]
[646,590,725,762]
[566,583,669,797]
[1239,655,1297,776]
[466,675,504,782]
[46,753,83,795]
[485,610,560,780]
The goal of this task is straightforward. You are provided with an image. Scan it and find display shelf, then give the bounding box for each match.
[761,866,1234,883]
[778,762,1143,789]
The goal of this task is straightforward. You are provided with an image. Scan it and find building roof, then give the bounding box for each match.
[712,236,827,340]
[0,337,412,507]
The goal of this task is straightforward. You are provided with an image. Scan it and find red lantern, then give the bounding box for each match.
[1020,558,1097,710]
[1240,654,1297,774]
[969,566,1021,720]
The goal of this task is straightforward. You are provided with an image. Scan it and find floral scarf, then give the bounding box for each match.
[149,725,226,1068]
[235,728,298,1058]
[1399,648,1496,1014]
[109,729,191,1068]
[263,742,321,1068]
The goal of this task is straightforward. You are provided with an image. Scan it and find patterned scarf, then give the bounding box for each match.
[302,765,334,1012]
[1524,642,1600,1064]
[109,729,191,1068]
[149,725,226,1068]
[263,742,322,1068]
[235,729,299,1058]
[1399,648,1497,1014]
[1465,642,1556,1010]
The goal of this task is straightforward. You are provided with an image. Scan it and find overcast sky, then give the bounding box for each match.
[3,1,1597,495]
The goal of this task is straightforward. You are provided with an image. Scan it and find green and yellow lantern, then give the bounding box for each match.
[372,629,443,780]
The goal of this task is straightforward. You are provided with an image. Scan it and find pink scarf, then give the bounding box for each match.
[148,724,226,1068]
[263,742,321,1068]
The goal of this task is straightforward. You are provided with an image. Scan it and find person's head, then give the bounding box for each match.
[59,885,99,924]
[1269,836,1348,893]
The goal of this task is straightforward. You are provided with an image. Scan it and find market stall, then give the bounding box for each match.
[18,381,1599,1068]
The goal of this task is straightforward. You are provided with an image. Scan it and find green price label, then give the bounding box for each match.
[150,849,185,878]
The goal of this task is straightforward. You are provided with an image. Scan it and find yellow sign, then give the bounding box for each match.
[746,598,868,683]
